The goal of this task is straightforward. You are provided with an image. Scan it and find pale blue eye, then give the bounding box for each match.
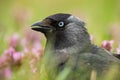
[58,21,64,27]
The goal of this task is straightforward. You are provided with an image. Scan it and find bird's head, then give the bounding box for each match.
[31,13,91,51]
[31,13,85,35]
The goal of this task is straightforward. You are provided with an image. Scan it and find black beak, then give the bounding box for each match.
[31,21,52,33]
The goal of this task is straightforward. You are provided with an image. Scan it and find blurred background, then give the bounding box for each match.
[0,0,120,51]
[0,0,120,80]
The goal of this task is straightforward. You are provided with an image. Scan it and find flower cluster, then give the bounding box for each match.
[0,31,44,80]
[101,40,114,51]
[0,33,120,80]
[101,40,120,54]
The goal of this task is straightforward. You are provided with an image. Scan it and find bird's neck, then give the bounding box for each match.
[45,31,92,54]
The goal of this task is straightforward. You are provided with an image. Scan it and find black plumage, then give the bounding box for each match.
[31,13,120,80]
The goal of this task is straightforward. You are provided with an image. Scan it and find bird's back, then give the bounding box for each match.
[66,45,120,80]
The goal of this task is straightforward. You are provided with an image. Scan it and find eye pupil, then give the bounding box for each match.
[58,21,64,27]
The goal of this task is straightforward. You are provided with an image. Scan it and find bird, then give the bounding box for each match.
[31,13,120,80]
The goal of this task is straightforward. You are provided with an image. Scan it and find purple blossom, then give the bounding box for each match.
[32,42,43,59]
[0,31,44,78]
[101,40,114,51]
[90,35,94,41]
[12,52,22,64]
[0,56,8,68]
[0,67,11,80]
[116,45,120,54]
[1,47,22,67]
[29,59,38,73]
[4,67,12,80]
[9,33,20,48]
[4,47,15,57]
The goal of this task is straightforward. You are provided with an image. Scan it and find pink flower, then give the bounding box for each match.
[12,52,22,64]
[32,42,43,59]
[4,47,15,57]
[116,45,120,54]
[32,68,37,73]
[0,47,15,68]
[2,47,22,66]
[0,56,8,68]
[29,59,38,73]
[101,40,114,51]
[90,35,94,41]
[0,67,12,80]
[0,56,7,64]
[9,33,20,48]
[5,67,12,80]
[0,47,22,80]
